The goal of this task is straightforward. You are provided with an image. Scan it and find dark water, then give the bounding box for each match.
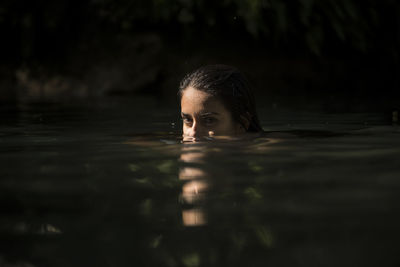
[1,102,400,267]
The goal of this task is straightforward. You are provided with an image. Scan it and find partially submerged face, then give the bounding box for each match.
[181,87,243,142]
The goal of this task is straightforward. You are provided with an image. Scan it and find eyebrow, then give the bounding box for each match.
[181,112,220,117]
[199,112,220,117]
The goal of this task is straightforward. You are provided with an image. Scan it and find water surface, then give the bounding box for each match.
[1,102,400,267]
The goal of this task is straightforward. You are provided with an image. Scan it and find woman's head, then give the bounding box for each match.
[179,64,262,141]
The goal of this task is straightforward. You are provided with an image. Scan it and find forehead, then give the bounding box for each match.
[181,87,227,115]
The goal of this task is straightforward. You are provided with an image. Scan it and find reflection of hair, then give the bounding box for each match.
[179,64,263,132]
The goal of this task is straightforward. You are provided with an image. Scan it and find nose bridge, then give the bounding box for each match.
[189,119,202,137]
[190,120,198,136]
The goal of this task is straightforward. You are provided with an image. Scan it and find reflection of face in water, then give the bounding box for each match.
[179,145,209,226]
[180,87,244,142]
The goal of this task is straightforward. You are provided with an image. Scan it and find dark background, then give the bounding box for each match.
[1,0,399,113]
[1,2,400,266]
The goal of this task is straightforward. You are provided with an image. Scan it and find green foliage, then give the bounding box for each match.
[255,225,274,248]
[157,160,175,174]
[88,0,400,54]
[0,0,399,58]
[182,252,200,267]
[244,187,263,200]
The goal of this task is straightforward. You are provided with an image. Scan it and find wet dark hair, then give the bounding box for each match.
[179,64,263,132]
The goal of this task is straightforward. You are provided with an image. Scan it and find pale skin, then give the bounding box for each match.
[181,87,245,142]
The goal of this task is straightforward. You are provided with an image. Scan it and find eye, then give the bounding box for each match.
[182,117,193,125]
[203,117,217,125]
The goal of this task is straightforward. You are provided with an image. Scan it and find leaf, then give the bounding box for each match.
[182,253,200,267]
[244,187,263,200]
[255,226,274,248]
[157,160,174,174]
